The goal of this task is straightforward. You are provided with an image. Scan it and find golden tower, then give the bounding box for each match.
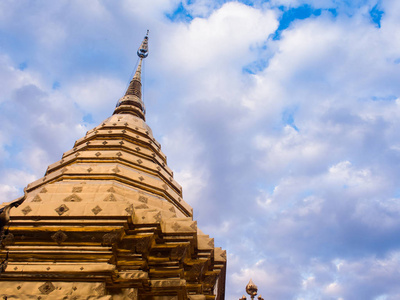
[0,33,226,300]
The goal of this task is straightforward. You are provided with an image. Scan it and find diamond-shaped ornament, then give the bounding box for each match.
[63,194,82,202]
[32,195,42,202]
[51,230,68,245]
[171,222,181,231]
[55,204,69,216]
[21,206,32,215]
[92,205,102,215]
[38,282,56,295]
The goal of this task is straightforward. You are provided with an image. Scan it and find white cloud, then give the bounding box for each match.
[67,75,125,120]
[0,170,37,203]
[159,2,278,72]
[161,126,209,206]
[0,183,20,204]
[229,258,300,299]
[183,0,222,18]
[120,0,179,20]
[0,54,41,103]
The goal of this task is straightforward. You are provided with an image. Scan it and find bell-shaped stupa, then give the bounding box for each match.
[0,32,226,300]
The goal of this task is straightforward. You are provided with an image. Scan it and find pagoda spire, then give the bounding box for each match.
[113,31,149,120]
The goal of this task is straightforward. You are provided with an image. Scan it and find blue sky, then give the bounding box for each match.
[1,0,400,299]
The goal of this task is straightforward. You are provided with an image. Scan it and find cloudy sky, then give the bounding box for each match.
[0,0,399,299]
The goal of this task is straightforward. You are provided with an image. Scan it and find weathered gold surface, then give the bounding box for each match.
[0,35,226,299]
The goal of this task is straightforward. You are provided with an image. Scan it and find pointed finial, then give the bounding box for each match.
[246,279,258,299]
[113,32,150,120]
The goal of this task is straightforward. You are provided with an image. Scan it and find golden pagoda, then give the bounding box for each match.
[0,33,226,300]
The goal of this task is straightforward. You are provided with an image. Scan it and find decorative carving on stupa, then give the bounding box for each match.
[0,32,226,300]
